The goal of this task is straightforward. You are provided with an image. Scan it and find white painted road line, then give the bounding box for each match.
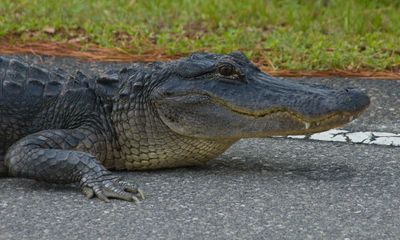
[278,129,400,147]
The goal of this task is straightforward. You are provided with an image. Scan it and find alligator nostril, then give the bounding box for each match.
[343,87,358,93]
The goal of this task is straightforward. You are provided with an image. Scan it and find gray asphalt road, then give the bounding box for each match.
[0,55,399,240]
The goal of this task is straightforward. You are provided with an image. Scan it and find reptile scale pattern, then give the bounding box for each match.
[0,52,370,202]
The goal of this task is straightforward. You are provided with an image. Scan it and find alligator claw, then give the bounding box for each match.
[81,177,144,203]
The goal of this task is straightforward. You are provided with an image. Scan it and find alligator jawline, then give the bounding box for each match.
[162,93,360,134]
[208,95,354,125]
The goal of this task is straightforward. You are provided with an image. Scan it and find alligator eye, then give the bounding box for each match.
[218,63,236,76]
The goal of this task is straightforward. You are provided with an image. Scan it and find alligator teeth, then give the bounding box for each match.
[304,122,311,129]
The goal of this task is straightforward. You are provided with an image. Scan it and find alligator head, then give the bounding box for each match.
[114,51,369,169]
[153,51,370,139]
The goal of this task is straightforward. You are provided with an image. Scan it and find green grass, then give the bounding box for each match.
[0,0,399,71]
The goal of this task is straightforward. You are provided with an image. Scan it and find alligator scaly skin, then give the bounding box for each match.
[0,56,143,202]
[0,52,369,202]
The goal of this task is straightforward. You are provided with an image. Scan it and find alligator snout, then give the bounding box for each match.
[275,84,370,119]
[334,88,370,113]
[302,87,370,118]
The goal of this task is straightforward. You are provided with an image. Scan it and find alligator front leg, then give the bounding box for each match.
[4,129,144,202]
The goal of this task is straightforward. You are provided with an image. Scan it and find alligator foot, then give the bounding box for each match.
[81,176,144,203]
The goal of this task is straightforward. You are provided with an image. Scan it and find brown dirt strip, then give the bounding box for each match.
[0,42,399,79]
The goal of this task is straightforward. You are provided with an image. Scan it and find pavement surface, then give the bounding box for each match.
[0,55,399,240]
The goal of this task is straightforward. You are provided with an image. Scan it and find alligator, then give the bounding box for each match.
[0,52,370,202]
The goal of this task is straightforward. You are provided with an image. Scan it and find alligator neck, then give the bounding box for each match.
[112,97,235,170]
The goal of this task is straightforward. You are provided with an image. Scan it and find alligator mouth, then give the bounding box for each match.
[164,92,367,135]
[230,106,363,135]
[209,94,367,135]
